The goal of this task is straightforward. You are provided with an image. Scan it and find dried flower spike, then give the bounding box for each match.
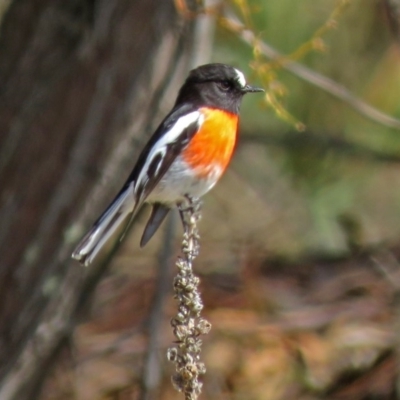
[168,196,211,400]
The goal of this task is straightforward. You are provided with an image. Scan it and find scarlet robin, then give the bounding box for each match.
[72,63,263,266]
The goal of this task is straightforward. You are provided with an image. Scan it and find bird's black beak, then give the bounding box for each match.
[242,84,264,93]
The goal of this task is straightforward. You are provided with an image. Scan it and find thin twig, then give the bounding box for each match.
[241,130,400,164]
[223,15,400,130]
[167,196,211,400]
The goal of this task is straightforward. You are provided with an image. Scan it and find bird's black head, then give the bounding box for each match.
[175,63,264,114]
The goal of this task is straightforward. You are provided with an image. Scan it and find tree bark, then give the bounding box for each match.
[0,0,201,398]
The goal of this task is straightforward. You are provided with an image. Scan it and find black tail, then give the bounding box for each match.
[72,186,135,266]
[140,203,170,247]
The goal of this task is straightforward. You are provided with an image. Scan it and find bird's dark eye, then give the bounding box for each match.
[218,81,232,91]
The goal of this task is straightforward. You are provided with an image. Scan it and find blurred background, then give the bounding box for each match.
[2,0,400,398]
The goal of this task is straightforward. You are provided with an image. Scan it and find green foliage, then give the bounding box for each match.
[212,0,400,255]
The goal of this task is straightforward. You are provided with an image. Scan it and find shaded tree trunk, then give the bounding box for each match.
[0,0,202,398]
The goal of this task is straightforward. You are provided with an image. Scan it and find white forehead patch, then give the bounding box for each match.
[234,68,246,88]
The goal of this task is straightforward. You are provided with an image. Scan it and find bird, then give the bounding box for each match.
[72,63,264,266]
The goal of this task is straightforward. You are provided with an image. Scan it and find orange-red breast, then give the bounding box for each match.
[72,63,263,266]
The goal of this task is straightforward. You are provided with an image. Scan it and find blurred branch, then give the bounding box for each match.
[140,213,177,400]
[189,0,217,67]
[241,130,400,164]
[385,0,400,42]
[223,15,400,130]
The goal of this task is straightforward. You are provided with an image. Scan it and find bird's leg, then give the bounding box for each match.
[177,196,201,259]
[177,195,201,260]
[177,195,202,235]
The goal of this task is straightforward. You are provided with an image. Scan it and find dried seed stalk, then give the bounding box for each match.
[167,196,211,400]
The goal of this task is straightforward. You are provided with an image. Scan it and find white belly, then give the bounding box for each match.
[146,155,222,204]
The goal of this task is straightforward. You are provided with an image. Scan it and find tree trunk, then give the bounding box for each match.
[0,0,202,398]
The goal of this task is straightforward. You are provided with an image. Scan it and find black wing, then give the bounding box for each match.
[120,103,201,209]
